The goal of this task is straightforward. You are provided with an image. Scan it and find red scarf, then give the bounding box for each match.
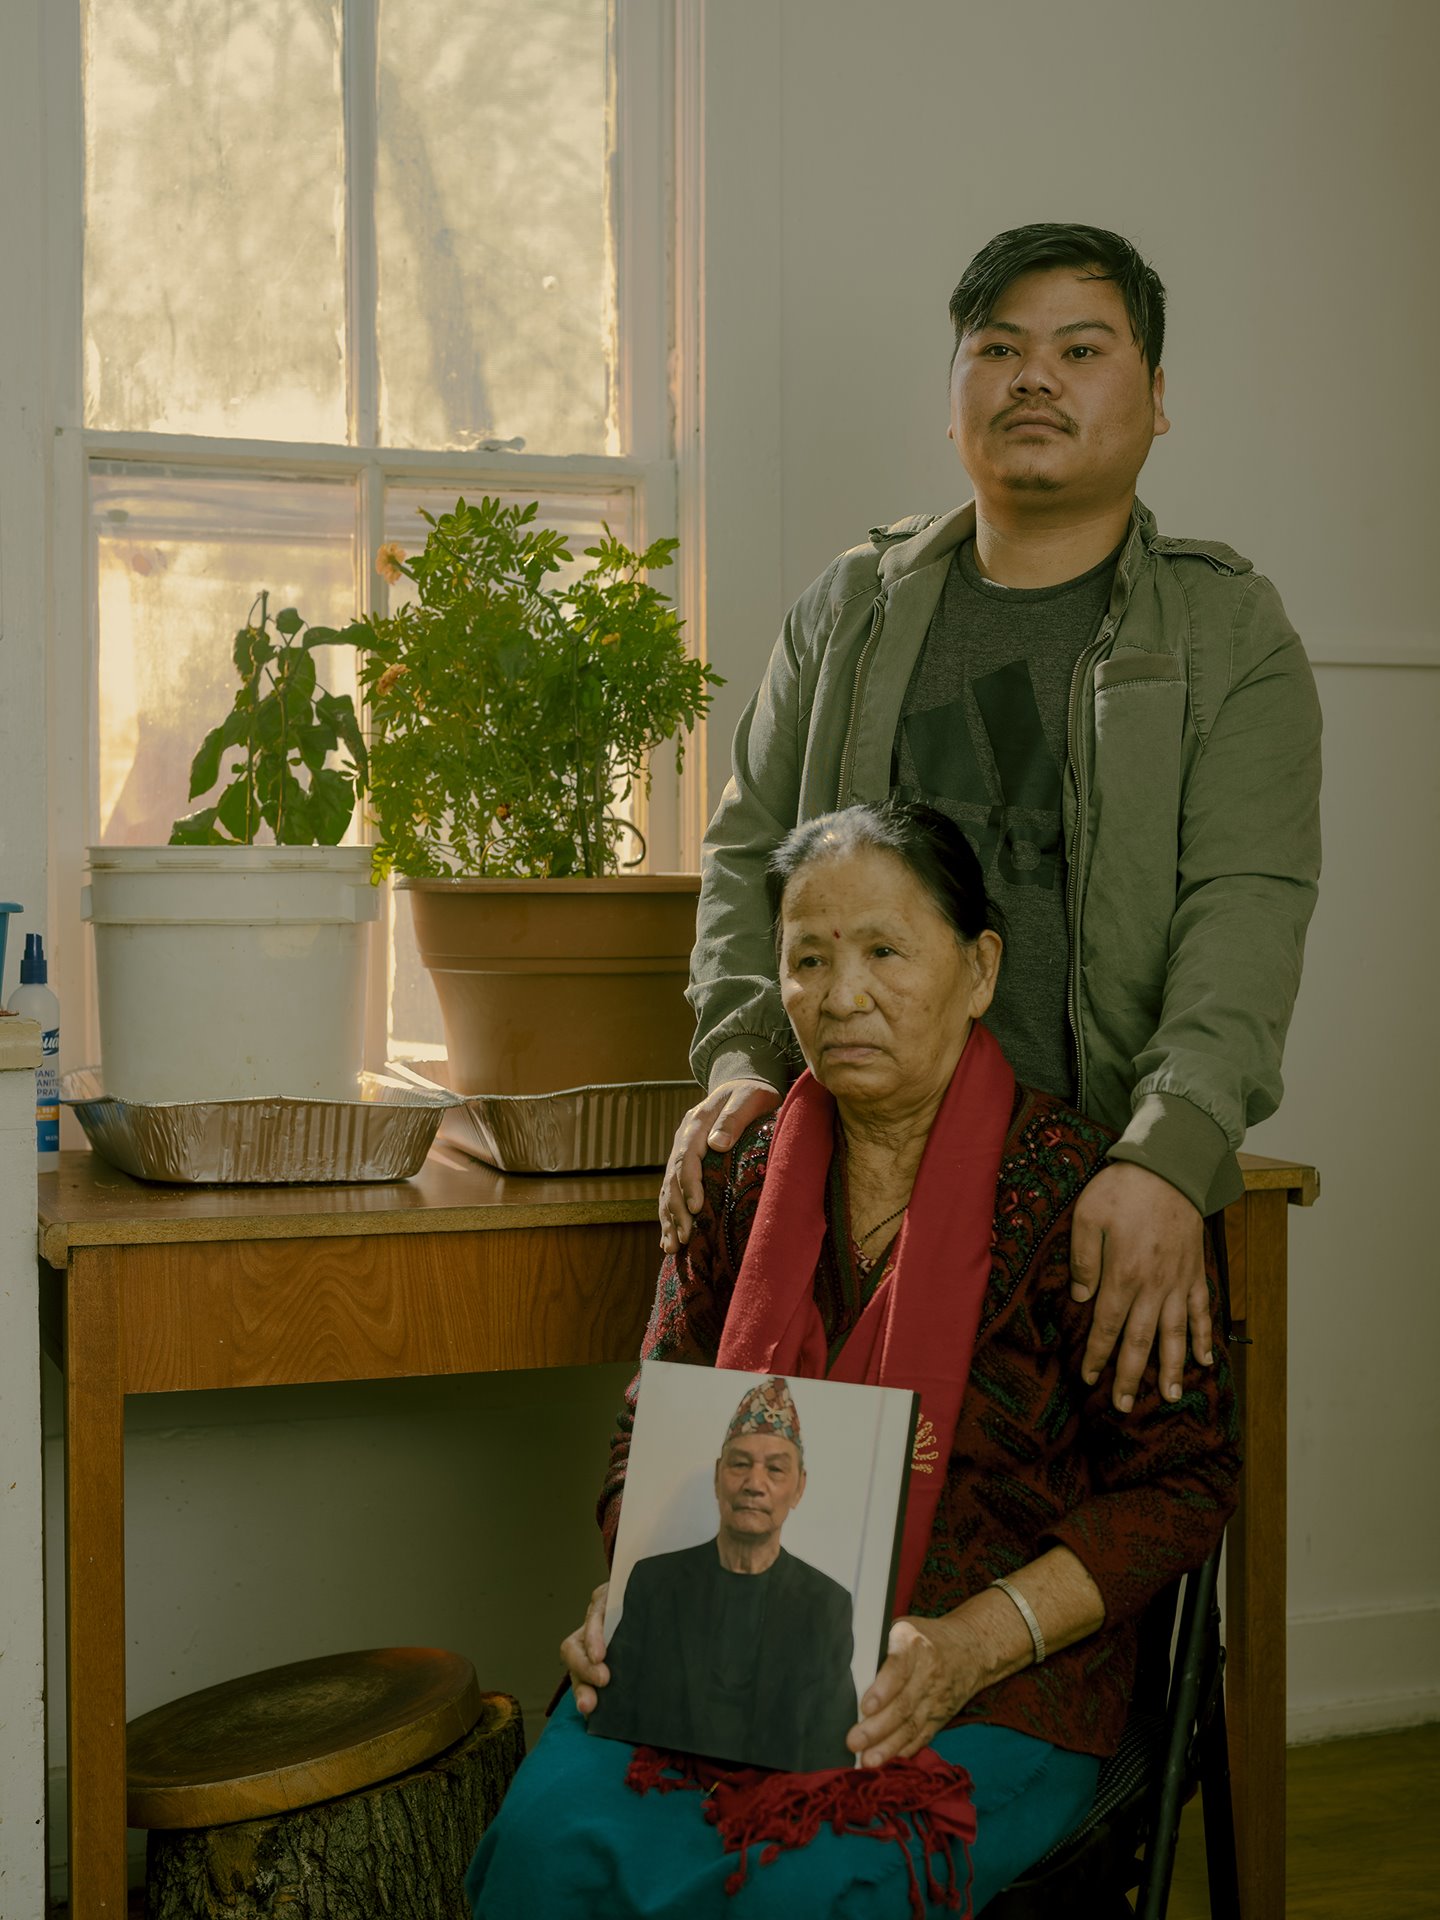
[717,1019,1014,1613]
[627,1744,977,1915]
[628,1025,1015,1917]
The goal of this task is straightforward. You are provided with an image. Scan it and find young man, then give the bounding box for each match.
[662,224,1322,1413]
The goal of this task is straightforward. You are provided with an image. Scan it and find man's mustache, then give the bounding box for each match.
[992,402,1077,432]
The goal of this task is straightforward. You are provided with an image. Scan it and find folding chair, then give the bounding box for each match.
[988,1206,1244,1916]
[986,1533,1240,1919]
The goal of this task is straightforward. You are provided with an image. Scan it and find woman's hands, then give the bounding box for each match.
[847,1612,994,1768]
[560,1581,611,1716]
[850,1551,1105,1766]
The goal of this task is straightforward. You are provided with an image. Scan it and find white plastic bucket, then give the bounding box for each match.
[83,847,379,1104]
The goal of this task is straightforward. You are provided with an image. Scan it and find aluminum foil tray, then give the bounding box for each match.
[60,1068,463,1185]
[390,1059,698,1174]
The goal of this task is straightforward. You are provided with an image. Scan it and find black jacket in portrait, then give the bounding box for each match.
[586,1539,858,1771]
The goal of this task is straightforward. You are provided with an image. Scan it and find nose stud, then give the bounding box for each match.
[854,992,870,1010]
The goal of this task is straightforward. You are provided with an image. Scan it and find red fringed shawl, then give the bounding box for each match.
[627,1745,977,1916]
[627,1027,1016,1918]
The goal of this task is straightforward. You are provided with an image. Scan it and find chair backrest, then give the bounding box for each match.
[988,1211,1241,1920]
[1132,1572,1186,1717]
[984,1536,1236,1920]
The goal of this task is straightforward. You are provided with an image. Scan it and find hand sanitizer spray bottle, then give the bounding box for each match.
[6,933,60,1169]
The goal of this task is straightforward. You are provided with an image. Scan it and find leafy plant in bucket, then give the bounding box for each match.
[170,593,368,846]
[354,498,722,879]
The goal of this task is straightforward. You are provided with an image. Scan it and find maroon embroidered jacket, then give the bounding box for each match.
[599,1086,1241,1761]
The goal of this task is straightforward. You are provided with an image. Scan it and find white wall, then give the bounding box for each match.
[0,1025,45,1920]
[699,0,1439,1739]
[4,2,1436,1897]
[1,6,54,1912]
[0,0,51,1002]
[703,0,1438,743]
[1249,666,1440,1738]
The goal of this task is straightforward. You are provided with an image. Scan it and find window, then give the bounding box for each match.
[58,0,675,1064]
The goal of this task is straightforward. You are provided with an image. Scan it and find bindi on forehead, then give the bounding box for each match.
[832,928,841,939]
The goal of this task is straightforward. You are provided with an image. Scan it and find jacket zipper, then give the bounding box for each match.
[836,592,887,803]
[1064,618,1114,1109]
[1062,513,1145,1103]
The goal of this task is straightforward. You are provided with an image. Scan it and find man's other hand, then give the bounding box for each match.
[560,1582,611,1716]
[658,1079,781,1254]
[1069,1163,1212,1413]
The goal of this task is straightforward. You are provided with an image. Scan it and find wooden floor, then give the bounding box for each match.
[1167,1722,1440,1919]
[51,1723,1440,1918]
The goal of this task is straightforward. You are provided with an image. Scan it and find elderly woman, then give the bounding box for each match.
[466,801,1239,1918]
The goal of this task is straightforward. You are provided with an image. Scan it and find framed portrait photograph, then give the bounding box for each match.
[585,1361,919,1772]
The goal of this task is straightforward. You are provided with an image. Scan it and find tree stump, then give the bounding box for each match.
[143,1694,525,1920]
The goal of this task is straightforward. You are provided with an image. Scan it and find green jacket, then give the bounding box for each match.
[688,499,1322,1216]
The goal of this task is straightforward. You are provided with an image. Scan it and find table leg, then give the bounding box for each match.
[63,1246,129,1916]
[1225,1189,1289,1920]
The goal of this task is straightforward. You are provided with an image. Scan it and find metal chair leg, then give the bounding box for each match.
[1198,1686,1241,1920]
[1136,1547,1223,1920]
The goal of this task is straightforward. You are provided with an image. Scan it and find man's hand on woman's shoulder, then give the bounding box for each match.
[1069,1163,1212,1414]
[659,1079,782,1254]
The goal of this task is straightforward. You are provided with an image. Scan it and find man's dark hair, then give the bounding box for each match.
[949,223,1166,371]
[766,799,1003,949]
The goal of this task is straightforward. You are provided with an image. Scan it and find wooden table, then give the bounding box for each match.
[1220,1151,1319,1918]
[39,1145,1316,1919]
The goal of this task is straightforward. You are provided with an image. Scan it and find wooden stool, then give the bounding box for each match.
[126,1648,526,1919]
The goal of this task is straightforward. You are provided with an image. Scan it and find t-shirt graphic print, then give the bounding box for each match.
[893,539,1116,1098]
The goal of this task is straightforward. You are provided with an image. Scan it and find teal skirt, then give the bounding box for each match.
[465,1695,1098,1917]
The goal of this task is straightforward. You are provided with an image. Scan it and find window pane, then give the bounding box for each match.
[83,0,347,441]
[382,484,633,1057]
[93,465,358,846]
[376,0,614,456]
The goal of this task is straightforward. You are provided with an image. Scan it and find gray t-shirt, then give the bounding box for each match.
[892,539,1116,1099]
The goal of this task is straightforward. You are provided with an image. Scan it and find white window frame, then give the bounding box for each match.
[41,0,685,1075]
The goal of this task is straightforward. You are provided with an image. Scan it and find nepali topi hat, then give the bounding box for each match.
[723,1375,803,1463]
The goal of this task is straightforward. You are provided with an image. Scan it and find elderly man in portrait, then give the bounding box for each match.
[586,1376,858,1772]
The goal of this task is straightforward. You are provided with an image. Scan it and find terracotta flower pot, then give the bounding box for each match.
[398,875,702,1097]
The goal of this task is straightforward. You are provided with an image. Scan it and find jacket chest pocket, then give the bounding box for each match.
[1082,658,1189,993]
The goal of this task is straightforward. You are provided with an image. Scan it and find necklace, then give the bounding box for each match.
[855,1201,908,1247]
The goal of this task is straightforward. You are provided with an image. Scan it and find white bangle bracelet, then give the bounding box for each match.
[991,1576,1047,1666]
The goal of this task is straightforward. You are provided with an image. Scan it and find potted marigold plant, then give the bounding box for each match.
[351,498,721,1096]
[84,595,377,1105]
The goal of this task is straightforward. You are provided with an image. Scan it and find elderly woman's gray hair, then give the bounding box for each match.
[765,800,1003,948]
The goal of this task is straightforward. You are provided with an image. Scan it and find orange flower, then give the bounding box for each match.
[375,542,407,584]
[375,663,409,698]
